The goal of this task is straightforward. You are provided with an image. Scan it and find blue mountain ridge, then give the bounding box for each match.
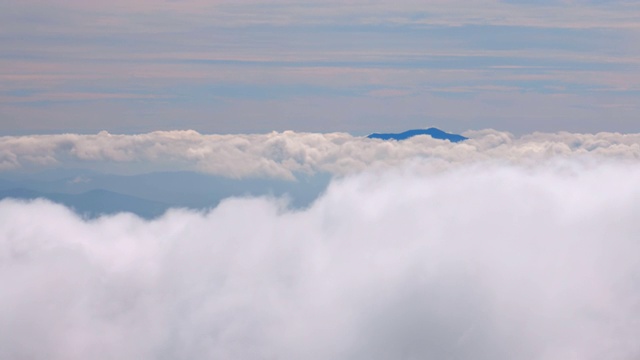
[367,128,467,142]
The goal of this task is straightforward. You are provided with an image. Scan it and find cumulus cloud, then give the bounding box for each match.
[1,160,640,359]
[1,130,640,178]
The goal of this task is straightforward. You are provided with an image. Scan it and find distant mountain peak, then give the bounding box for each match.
[367,128,467,142]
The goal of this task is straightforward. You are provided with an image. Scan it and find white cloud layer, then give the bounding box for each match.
[1,130,640,178]
[1,160,640,359]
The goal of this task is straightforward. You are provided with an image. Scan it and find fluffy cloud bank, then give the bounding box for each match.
[1,130,640,178]
[1,160,640,359]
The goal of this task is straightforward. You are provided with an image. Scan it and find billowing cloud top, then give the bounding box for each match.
[1,130,639,178]
[2,160,640,359]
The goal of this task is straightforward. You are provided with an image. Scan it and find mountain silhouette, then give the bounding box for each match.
[0,170,331,218]
[367,128,467,142]
[0,188,170,219]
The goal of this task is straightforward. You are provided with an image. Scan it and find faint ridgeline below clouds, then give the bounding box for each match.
[0,188,169,219]
[0,170,331,219]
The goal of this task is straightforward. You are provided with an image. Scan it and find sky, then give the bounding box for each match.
[2,0,640,135]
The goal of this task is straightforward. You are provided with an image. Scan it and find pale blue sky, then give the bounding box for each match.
[2,0,640,135]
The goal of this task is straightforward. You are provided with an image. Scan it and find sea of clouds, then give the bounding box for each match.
[2,145,640,359]
[1,130,639,177]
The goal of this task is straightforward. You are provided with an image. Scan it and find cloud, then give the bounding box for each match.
[1,160,640,359]
[1,130,640,178]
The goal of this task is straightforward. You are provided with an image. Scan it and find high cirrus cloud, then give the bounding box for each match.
[1,130,640,178]
[1,160,640,359]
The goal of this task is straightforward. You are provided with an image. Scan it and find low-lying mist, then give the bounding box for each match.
[1,159,639,359]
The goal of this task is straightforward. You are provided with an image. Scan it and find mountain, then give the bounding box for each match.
[0,178,16,189]
[0,188,170,219]
[367,128,467,142]
[0,170,332,218]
